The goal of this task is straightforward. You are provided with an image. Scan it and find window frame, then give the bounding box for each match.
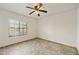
[9,20,27,37]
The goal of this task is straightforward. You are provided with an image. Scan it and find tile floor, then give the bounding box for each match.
[0,38,78,55]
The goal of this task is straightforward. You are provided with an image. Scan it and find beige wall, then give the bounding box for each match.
[0,9,37,47]
[0,8,77,48]
[38,9,77,47]
[77,6,79,51]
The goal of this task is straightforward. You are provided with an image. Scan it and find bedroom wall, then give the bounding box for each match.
[0,8,37,47]
[0,8,77,48]
[38,9,77,47]
[77,5,79,51]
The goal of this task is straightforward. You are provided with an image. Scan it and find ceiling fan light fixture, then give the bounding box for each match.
[26,3,47,16]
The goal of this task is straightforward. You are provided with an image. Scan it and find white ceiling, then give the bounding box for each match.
[0,3,78,19]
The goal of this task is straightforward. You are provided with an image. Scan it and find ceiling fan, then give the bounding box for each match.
[25,3,47,16]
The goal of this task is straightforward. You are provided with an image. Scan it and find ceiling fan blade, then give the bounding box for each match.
[39,10,47,13]
[26,6,34,9]
[29,11,35,15]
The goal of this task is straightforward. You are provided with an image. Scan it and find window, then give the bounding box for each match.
[9,20,27,37]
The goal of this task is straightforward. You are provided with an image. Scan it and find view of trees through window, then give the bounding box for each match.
[9,20,27,37]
